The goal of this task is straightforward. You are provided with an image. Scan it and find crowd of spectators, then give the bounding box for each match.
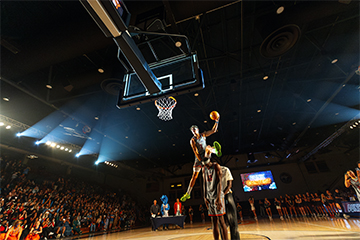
[245,188,356,221]
[0,157,147,240]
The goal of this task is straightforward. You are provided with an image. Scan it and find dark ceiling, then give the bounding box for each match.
[1,1,359,174]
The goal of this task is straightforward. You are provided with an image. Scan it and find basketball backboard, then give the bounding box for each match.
[117,52,204,108]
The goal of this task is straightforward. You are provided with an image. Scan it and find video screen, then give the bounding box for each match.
[240,170,277,192]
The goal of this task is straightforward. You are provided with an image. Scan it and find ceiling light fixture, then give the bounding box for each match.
[0,122,4,126]
[194,93,199,97]
[5,125,11,129]
[276,6,284,14]
[3,97,9,101]
[98,68,104,73]
[263,75,269,80]
[94,116,99,120]
[175,41,182,48]
[257,109,261,113]
[158,130,161,132]
[331,59,338,64]
[46,85,52,89]
[136,107,140,110]
[350,126,353,129]
[307,99,311,102]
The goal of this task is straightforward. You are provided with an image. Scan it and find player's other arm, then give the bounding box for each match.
[215,163,223,210]
[191,138,202,162]
[224,179,232,195]
[202,169,209,209]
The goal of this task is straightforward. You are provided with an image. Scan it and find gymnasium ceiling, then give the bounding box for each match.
[1,1,359,177]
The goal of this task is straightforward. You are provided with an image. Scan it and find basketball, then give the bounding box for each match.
[209,111,220,121]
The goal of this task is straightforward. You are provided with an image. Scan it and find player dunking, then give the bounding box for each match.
[181,114,222,202]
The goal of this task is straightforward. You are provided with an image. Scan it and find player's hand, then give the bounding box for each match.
[204,198,210,209]
[215,198,222,211]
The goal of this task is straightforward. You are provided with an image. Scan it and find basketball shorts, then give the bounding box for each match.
[193,154,205,172]
[207,197,226,217]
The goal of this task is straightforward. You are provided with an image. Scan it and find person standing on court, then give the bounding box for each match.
[202,159,228,240]
[174,198,182,216]
[150,200,160,231]
[181,112,222,202]
[219,166,240,240]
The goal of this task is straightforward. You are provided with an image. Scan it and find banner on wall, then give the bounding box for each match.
[342,201,360,213]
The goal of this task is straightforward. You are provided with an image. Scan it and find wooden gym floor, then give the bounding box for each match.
[72,216,360,240]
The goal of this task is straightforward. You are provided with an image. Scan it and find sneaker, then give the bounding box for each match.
[62,234,65,237]
[180,193,191,202]
[49,232,54,236]
[213,141,222,157]
[56,234,60,239]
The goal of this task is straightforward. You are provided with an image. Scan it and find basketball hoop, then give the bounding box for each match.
[155,96,177,121]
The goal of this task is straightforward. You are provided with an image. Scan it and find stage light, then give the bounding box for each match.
[331,59,338,64]
[0,122,4,126]
[263,75,269,80]
[46,141,51,145]
[65,148,68,151]
[175,41,182,48]
[16,132,22,137]
[3,97,9,101]
[94,116,99,120]
[276,6,284,14]
[6,125,11,129]
[136,107,140,110]
[257,109,261,113]
[98,68,104,73]
[35,141,41,145]
[95,161,100,165]
[350,126,353,129]
[75,153,80,158]
[194,93,199,97]
[50,143,56,147]
[355,122,359,125]
[307,99,311,102]
[60,146,64,150]
[56,145,60,148]
[353,124,357,128]
[69,149,72,152]
[46,84,52,89]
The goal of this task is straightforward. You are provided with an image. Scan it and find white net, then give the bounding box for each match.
[155,96,177,121]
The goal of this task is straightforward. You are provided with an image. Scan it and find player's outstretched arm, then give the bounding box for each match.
[203,119,219,137]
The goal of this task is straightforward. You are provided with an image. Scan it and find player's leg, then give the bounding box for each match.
[181,163,201,202]
[225,193,240,240]
[218,215,229,240]
[204,142,222,158]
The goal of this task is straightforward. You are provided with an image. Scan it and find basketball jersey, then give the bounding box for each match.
[193,134,207,155]
[221,166,233,194]
[203,163,223,200]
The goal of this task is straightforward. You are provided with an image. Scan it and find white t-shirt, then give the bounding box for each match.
[221,166,233,194]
